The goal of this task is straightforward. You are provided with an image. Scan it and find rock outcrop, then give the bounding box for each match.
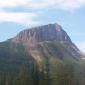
[11,23,72,44]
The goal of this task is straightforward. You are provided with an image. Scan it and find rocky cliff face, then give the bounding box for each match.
[11,23,72,44]
[11,23,83,60]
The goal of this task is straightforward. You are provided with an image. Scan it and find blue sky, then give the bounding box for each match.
[0,0,85,53]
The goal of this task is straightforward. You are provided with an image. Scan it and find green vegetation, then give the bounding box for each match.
[0,41,85,85]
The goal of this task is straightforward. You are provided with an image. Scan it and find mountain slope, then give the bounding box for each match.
[0,23,85,85]
[11,23,82,59]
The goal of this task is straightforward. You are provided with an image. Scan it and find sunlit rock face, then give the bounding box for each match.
[11,23,83,60]
[11,23,72,44]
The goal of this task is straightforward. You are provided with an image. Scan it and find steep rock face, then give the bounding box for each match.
[11,23,82,59]
[11,23,72,44]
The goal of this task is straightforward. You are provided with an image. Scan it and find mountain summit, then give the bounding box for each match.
[0,23,85,85]
[11,23,82,59]
[12,23,72,44]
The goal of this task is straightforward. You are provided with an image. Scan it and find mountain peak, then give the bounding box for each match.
[0,23,85,85]
[11,23,72,44]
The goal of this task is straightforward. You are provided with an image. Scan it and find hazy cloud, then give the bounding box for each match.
[0,0,85,25]
[0,0,85,11]
[0,12,38,25]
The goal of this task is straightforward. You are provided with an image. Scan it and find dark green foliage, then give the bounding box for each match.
[0,41,85,85]
[0,41,39,85]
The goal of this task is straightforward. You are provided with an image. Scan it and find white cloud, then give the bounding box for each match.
[0,0,85,11]
[77,42,85,53]
[0,0,31,8]
[0,0,85,26]
[0,12,39,26]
